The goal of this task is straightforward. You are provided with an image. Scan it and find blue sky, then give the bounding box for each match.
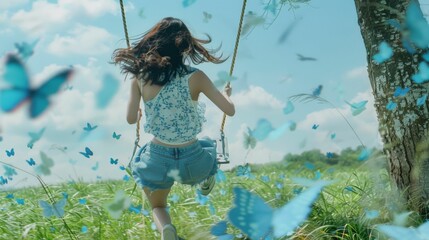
[0,0,396,186]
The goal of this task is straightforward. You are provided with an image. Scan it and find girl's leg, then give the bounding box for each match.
[143,188,171,232]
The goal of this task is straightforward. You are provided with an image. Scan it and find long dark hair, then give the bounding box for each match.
[112,17,226,86]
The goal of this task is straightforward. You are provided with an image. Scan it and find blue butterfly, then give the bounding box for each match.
[83,123,97,132]
[182,0,197,7]
[0,54,73,118]
[128,204,142,214]
[39,198,67,218]
[312,124,319,130]
[365,209,379,220]
[6,193,14,199]
[35,151,54,176]
[78,198,87,204]
[372,41,393,64]
[304,162,315,170]
[216,169,227,183]
[405,1,429,49]
[358,148,371,161]
[251,119,274,141]
[14,39,39,61]
[393,87,410,97]
[81,226,88,234]
[261,175,270,183]
[123,175,130,181]
[79,147,93,158]
[236,164,254,178]
[27,127,46,149]
[312,85,323,96]
[110,158,118,165]
[16,198,25,205]
[96,74,119,109]
[112,132,121,140]
[412,62,429,84]
[0,176,8,185]
[6,148,15,157]
[345,100,368,116]
[211,221,234,240]
[3,165,17,177]
[417,94,427,106]
[26,158,36,166]
[243,127,257,149]
[326,152,334,158]
[330,133,336,139]
[169,194,180,203]
[377,221,429,240]
[283,100,294,114]
[227,181,332,239]
[203,11,212,23]
[386,101,397,111]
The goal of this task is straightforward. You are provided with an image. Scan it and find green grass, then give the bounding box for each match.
[0,161,422,239]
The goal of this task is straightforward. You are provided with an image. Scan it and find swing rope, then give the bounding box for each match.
[119,0,247,164]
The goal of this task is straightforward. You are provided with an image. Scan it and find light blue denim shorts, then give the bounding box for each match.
[130,139,218,191]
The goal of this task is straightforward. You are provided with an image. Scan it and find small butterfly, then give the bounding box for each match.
[112,132,121,140]
[14,39,39,61]
[182,0,197,7]
[27,127,46,149]
[203,11,212,23]
[104,190,131,219]
[358,148,371,161]
[393,87,410,97]
[81,226,88,233]
[372,41,393,64]
[243,127,257,149]
[261,175,270,183]
[236,164,254,178]
[0,176,8,185]
[6,148,15,157]
[345,100,368,116]
[312,124,319,130]
[213,71,237,88]
[0,54,73,118]
[123,175,130,181]
[78,198,87,204]
[91,162,99,171]
[216,169,227,183]
[169,194,180,203]
[16,198,25,205]
[83,123,97,132]
[330,133,336,139]
[241,11,265,36]
[227,181,332,239]
[304,161,315,170]
[326,152,334,158]
[3,165,17,177]
[412,62,429,84]
[386,101,397,111]
[39,198,67,218]
[365,209,379,219]
[312,85,323,96]
[195,189,209,205]
[35,151,54,176]
[128,204,142,214]
[283,100,294,114]
[96,74,119,109]
[6,193,14,199]
[417,94,427,106]
[377,221,429,240]
[110,158,118,165]
[26,158,36,166]
[63,84,73,91]
[79,147,93,158]
[252,119,274,141]
[211,221,234,240]
[62,192,68,199]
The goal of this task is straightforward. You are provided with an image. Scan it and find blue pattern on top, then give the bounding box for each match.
[141,67,206,144]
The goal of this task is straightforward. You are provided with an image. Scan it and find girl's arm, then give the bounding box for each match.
[194,71,235,116]
[127,78,142,124]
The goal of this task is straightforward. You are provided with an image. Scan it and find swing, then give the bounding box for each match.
[119,0,247,165]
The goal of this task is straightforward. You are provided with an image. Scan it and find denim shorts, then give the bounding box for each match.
[130,139,218,192]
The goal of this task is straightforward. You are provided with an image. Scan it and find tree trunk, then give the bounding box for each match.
[354,0,429,217]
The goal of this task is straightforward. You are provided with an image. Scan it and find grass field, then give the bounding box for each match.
[0,160,422,240]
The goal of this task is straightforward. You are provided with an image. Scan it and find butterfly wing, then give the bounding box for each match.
[1,55,30,112]
[52,198,67,217]
[271,180,332,237]
[39,200,54,217]
[228,187,273,239]
[30,69,73,118]
[96,74,119,109]
[377,225,420,240]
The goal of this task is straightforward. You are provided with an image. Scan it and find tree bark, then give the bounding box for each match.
[354,0,429,217]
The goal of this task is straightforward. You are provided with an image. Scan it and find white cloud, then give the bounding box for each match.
[232,85,284,109]
[345,66,368,79]
[10,0,117,35]
[47,24,115,56]
[0,0,29,10]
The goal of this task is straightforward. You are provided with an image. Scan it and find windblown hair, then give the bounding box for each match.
[112,17,226,86]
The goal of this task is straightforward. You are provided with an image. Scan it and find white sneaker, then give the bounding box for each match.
[200,175,215,196]
[162,224,178,240]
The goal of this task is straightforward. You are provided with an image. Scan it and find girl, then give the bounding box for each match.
[112,17,235,240]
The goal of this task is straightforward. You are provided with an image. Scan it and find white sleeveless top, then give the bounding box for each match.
[139,67,206,144]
